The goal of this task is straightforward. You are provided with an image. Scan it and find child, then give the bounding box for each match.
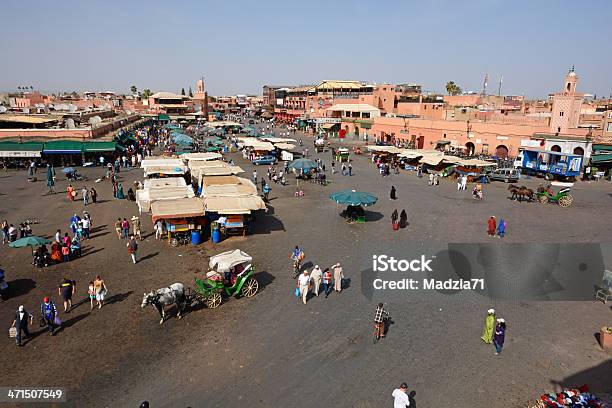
[61,244,70,263]
[88,281,96,310]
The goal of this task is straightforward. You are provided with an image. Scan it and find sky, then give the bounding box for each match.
[1,0,611,98]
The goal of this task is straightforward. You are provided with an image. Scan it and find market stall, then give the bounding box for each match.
[151,198,206,245]
[136,185,196,213]
[203,196,267,238]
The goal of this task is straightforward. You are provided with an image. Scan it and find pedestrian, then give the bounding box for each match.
[61,243,70,262]
[480,308,496,344]
[391,209,398,227]
[66,184,75,201]
[332,263,344,293]
[81,216,90,240]
[55,229,61,243]
[154,220,163,240]
[392,383,410,408]
[493,318,506,355]
[82,186,89,206]
[252,170,258,184]
[341,163,347,176]
[433,174,439,186]
[121,217,130,239]
[8,224,18,242]
[70,213,80,234]
[331,161,336,174]
[131,216,142,240]
[457,175,462,190]
[487,216,497,237]
[127,235,138,264]
[262,183,271,202]
[322,268,332,298]
[1,220,9,245]
[497,218,506,238]
[428,172,434,186]
[399,209,407,228]
[90,187,97,204]
[390,186,397,200]
[58,277,76,312]
[348,163,352,176]
[11,305,33,347]
[115,218,122,239]
[297,270,310,304]
[93,275,107,309]
[87,281,96,310]
[310,265,323,296]
[112,181,118,198]
[40,296,58,336]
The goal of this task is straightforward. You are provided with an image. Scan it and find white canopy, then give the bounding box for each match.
[203,195,267,214]
[209,249,252,273]
[201,183,258,198]
[136,186,195,213]
[141,158,184,168]
[261,137,297,143]
[143,178,186,189]
[143,165,188,177]
[181,152,223,162]
[274,143,295,150]
[151,197,205,222]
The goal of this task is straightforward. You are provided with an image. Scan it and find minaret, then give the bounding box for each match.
[550,66,583,133]
[564,65,578,94]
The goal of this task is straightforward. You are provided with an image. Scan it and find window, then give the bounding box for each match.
[607,122,612,132]
[482,144,489,154]
[560,111,564,117]
[362,112,370,119]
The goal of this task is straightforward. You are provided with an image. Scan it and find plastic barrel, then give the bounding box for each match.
[211,228,221,244]
[191,230,201,245]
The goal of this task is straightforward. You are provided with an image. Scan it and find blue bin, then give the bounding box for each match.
[191,230,202,245]
[211,228,221,244]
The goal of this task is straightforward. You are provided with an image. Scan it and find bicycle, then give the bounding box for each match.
[373,316,390,344]
[291,259,301,279]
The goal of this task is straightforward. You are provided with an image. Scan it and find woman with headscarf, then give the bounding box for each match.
[116,184,125,199]
[493,318,506,355]
[66,184,75,201]
[487,216,496,237]
[480,308,496,344]
[390,186,397,200]
[391,209,398,228]
[399,209,407,229]
[497,218,507,238]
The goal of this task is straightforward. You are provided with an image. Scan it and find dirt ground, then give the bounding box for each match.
[0,130,610,408]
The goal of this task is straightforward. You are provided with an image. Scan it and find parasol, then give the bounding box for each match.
[9,236,51,248]
[329,190,378,207]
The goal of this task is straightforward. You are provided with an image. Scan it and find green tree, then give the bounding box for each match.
[130,85,138,94]
[445,81,462,96]
[181,88,186,95]
[188,86,193,97]
[142,89,152,99]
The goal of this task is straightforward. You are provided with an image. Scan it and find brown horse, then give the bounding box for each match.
[508,184,534,202]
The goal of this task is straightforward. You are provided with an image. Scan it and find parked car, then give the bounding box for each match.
[488,168,520,183]
[252,155,277,165]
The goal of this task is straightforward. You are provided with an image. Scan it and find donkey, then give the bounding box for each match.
[141,282,186,324]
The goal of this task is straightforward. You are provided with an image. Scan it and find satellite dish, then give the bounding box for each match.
[65,118,75,129]
[0,106,7,113]
[88,116,102,125]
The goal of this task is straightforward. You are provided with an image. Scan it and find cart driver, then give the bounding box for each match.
[546,184,553,195]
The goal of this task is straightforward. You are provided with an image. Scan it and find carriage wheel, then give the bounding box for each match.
[241,277,259,298]
[206,292,222,308]
[564,194,574,204]
[538,195,548,204]
[558,196,571,207]
[170,238,179,247]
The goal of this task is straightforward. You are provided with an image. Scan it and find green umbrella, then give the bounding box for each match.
[329,190,378,207]
[288,158,318,172]
[9,236,51,248]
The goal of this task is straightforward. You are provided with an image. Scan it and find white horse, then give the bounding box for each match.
[141,283,186,324]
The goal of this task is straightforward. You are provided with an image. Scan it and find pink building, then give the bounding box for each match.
[550,67,583,133]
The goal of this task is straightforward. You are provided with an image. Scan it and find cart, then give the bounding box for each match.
[188,249,258,308]
[536,182,574,207]
[335,147,350,162]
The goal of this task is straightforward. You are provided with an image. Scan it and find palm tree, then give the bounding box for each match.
[445,81,462,96]
[142,89,152,99]
[130,85,137,94]
[181,88,186,96]
[188,86,193,98]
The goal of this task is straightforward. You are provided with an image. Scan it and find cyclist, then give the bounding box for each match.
[374,302,390,338]
[290,245,304,275]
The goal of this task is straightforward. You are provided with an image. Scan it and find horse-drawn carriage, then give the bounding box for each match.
[188,249,259,309]
[141,249,259,324]
[536,182,574,207]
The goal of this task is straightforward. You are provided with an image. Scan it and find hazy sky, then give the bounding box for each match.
[1,0,611,98]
